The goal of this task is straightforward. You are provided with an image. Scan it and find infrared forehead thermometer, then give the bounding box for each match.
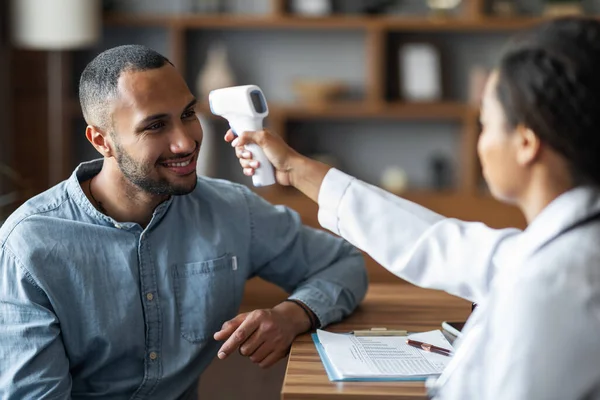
[209,85,276,187]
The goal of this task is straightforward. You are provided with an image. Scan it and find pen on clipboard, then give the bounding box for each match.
[350,327,408,336]
[406,339,452,357]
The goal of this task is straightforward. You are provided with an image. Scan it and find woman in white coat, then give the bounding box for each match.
[227,17,600,400]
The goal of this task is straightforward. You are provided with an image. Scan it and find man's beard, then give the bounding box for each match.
[113,139,198,196]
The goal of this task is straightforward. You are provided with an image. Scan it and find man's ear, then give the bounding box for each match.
[86,125,113,157]
[514,125,541,167]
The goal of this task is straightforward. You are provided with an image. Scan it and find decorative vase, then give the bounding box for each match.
[290,0,331,16]
[399,43,442,102]
[196,42,235,101]
[380,166,408,194]
[426,0,463,16]
[492,0,517,16]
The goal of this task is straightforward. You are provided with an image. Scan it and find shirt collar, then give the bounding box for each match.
[520,185,600,258]
[66,158,174,230]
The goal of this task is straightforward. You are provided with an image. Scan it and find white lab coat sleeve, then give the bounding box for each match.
[317,168,521,302]
[480,268,600,399]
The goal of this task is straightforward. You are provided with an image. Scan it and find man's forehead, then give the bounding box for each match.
[114,65,190,109]
[118,66,174,97]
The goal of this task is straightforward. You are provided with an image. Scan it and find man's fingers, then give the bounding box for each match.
[248,341,272,364]
[258,350,286,369]
[239,331,265,357]
[217,316,260,359]
[214,314,245,339]
[213,313,247,341]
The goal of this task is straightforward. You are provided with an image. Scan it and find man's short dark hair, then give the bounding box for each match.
[79,44,173,129]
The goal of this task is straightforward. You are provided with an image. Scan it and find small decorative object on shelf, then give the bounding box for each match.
[196,42,235,100]
[290,0,331,16]
[429,154,453,190]
[543,0,582,16]
[380,166,409,194]
[292,79,348,106]
[426,0,462,16]
[400,43,442,102]
[492,0,517,17]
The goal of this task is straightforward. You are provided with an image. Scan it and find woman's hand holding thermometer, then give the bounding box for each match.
[209,85,276,187]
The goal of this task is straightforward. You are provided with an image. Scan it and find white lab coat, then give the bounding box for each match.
[317,169,600,400]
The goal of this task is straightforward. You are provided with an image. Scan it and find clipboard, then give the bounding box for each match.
[311,333,431,382]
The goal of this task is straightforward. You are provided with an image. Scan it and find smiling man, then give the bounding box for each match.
[0,45,368,400]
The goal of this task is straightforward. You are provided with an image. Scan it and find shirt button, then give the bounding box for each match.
[149,352,158,361]
[146,293,154,301]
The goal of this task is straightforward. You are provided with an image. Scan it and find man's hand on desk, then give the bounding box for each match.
[213,300,315,368]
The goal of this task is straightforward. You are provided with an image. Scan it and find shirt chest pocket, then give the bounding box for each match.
[172,254,238,343]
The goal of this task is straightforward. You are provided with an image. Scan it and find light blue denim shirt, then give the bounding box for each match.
[0,160,368,400]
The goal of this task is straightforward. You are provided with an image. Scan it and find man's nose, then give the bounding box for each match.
[170,122,196,154]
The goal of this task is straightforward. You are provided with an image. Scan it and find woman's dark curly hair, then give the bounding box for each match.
[496,17,600,186]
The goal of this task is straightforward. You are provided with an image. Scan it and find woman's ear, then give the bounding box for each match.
[515,125,541,167]
[86,125,113,157]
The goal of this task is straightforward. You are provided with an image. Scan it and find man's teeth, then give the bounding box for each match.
[165,159,191,167]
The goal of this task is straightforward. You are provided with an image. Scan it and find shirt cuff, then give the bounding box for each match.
[288,288,337,328]
[317,168,355,235]
[284,298,320,330]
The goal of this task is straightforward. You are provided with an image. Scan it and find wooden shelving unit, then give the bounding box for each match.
[104,13,545,32]
[89,0,532,244]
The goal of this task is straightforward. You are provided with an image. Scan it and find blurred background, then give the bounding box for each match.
[0,0,593,398]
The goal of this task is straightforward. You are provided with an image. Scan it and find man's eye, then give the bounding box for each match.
[182,110,196,119]
[147,121,165,131]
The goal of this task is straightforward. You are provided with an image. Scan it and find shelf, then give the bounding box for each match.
[104,14,369,30]
[197,101,468,121]
[380,16,545,31]
[104,13,547,32]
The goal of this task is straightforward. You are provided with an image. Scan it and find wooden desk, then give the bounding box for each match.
[281,283,471,400]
